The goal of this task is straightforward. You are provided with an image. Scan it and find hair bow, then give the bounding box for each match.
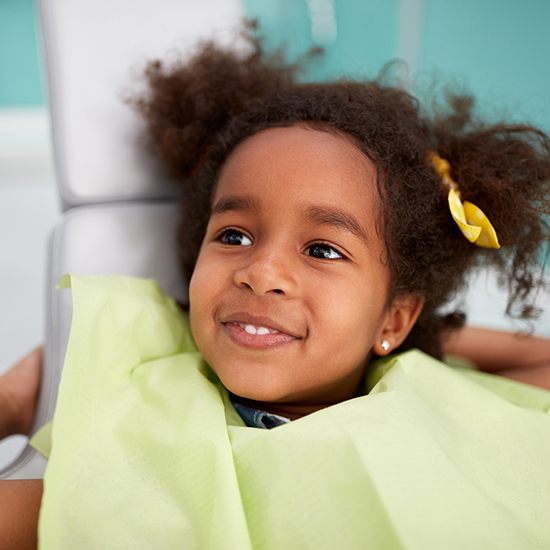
[430,153,500,249]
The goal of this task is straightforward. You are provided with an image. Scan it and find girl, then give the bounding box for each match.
[1,28,550,548]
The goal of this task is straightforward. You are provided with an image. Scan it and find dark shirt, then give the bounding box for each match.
[231,399,291,429]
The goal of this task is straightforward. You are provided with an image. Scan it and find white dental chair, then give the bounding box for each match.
[0,0,245,480]
[1,0,548,482]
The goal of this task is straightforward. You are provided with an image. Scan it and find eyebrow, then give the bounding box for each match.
[305,205,369,245]
[211,195,259,215]
[211,194,369,244]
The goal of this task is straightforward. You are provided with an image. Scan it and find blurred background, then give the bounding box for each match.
[1,0,550,460]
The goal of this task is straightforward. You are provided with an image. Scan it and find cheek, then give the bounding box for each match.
[188,253,218,339]
[318,276,387,350]
[189,248,220,300]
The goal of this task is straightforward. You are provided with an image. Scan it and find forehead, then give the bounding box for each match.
[214,126,379,217]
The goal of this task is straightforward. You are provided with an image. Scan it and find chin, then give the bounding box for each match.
[216,370,291,403]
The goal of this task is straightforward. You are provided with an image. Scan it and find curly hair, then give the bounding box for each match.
[134,26,550,358]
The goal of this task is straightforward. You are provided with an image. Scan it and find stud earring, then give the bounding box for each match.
[381,340,391,352]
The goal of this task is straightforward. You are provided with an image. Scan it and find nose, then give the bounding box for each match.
[233,247,297,296]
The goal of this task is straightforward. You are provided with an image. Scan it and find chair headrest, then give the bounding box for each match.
[40,0,245,208]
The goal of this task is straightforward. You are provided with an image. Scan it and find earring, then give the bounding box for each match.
[381,340,391,352]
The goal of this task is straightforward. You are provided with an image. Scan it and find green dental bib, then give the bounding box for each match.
[35,275,550,549]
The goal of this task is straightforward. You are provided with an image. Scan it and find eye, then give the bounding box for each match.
[305,242,345,260]
[216,228,253,247]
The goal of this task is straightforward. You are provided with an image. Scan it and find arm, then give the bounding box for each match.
[0,351,45,547]
[443,326,550,389]
[0,347,42,439]
[0,480,43,550]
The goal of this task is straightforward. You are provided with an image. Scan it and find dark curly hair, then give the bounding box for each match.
[134,26,550,358]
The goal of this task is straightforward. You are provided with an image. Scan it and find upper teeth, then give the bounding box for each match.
[239,323,279,335]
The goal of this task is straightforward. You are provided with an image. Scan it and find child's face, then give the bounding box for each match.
[189,126,396,408]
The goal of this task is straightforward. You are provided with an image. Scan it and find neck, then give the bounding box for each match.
[229,396,324,420]
[230,380,365,421]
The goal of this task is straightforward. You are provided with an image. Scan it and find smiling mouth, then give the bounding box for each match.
[220,313,303,349]
[222,322,300,349]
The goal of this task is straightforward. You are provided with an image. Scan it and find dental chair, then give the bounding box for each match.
[0,0,245,480]
[1,0,548,482]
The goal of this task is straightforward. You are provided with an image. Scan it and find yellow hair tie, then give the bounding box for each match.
[430,152,500,249]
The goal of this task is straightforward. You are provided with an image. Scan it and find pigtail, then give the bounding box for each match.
[133,22,304,181]
[431,97,550,326]
[383,92,550,357]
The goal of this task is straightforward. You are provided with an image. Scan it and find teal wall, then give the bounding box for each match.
[1,0,549,130]
[419,0,550,129]
[244,0,550,131]
[244,0,400,80]
[0,0,43,106]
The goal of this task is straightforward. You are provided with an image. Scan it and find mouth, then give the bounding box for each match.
[220,312,303,349]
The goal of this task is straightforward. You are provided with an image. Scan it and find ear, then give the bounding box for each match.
[372,294,424,356]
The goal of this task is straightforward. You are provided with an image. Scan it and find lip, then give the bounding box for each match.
[220,312,304,339]
[220,312,304,350]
